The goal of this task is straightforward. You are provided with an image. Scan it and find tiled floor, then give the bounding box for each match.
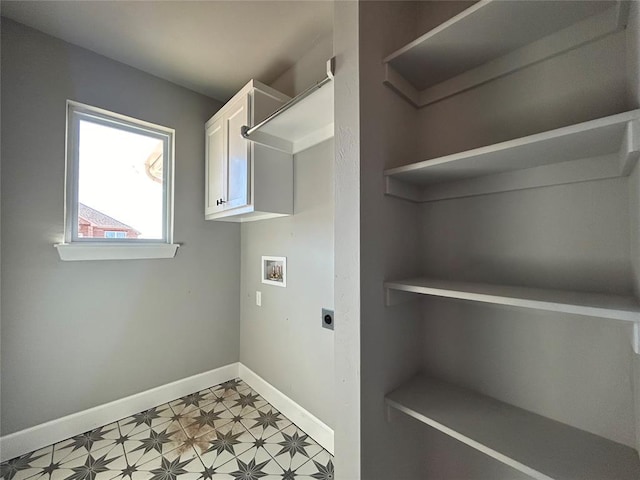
[0,379,334,480]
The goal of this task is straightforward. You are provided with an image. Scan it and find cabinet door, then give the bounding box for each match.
[224,94,250,210]
[205,117,225,216]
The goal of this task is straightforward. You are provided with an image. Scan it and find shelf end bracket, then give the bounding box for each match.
[619,119,640,176]
[632,321,640,355]
[385,403,393,423]
[326,57,335,80]
[385,287,419,307]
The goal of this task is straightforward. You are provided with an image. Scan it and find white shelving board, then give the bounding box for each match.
[384,110,640,202]
[383,0,628,107]
[386,375,640,480]
[384,277,640,323]
[244,80,334,155]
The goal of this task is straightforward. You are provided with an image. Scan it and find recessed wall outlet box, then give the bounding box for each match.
[322,308,334,330]
[262,256,287,287]
[256,291,262,307]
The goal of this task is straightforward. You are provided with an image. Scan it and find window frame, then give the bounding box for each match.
[64,100,175,245]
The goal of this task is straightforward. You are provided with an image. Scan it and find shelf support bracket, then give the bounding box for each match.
[385,287,419,307]
[633,322,640,355]
[385,404,393,423]
[619,120,640,176]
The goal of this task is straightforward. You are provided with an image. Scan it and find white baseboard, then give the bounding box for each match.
[0,363,240,462]
[238,364,334,454]
[0,361,335,462]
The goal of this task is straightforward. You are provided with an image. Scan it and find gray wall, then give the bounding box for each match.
[239,140,334,426]
[628,0,640,110]
[270,35,333,98]
[239,36,335,427]
[1,19,241,435]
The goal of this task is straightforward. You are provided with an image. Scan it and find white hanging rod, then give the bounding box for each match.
[242,57,335,139]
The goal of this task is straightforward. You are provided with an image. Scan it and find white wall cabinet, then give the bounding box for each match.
[205,116,224,214]
[205,80,293,222]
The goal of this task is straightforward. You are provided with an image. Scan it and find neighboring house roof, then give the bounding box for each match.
[78,203,140,233]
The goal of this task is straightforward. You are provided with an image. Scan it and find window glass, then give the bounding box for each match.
[67,102,173,243]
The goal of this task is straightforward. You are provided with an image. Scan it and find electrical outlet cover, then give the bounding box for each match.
[322,308,334,330]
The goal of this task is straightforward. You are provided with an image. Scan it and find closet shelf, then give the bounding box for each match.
[386,375,640,480]
[242,58,334,155]
[384,277,640,323]
[385,110,640,202]
[383,0,628,108]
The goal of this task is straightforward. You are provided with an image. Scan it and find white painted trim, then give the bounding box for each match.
[385,110,640,178]
[390,155,623,203]
[0,363,240,462]
[55,243,180,261]
[384,110,640,202]
[385,278,640,322]
[238,364,334,454]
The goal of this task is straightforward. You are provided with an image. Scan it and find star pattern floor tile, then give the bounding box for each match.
[1,379,333,480]
[262,424,324,472]
[240,408,292,441]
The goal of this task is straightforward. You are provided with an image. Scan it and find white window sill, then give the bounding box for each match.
[55,243,180,261]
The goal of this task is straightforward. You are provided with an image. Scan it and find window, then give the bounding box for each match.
[57,101,178,261]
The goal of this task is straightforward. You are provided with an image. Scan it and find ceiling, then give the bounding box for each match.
[1,1,333,101]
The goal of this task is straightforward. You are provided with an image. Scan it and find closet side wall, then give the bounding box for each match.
[627,0,640,458]
[333,1,362,476]
[358,2,428,478]
[631,165,640,457]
